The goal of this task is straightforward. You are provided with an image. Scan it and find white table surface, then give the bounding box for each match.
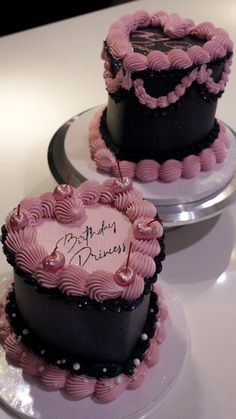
[0,1,236,418]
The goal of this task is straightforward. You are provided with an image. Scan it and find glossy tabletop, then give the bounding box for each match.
[0,1,236,418]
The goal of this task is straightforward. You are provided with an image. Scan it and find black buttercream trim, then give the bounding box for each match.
[1,225,166,311]
[100,108,220,163]
[5,286,159,378]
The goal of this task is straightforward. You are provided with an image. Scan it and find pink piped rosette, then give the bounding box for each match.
[1,179,168,401]
[89,10,233,182]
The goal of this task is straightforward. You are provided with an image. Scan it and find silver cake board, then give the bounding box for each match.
[48,107,236,228]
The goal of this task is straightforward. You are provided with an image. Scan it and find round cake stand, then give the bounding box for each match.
[47,107,236,227]
[0,276,189,419]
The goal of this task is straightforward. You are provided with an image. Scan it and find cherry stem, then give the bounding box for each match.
[116,159,123,182]
[17,204,20,217]
[51,245,58,257]
[126,242,133,271]
[66,172,71,186]
[147,219,156,226]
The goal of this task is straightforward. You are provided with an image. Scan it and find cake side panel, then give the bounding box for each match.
[14,272,150,363]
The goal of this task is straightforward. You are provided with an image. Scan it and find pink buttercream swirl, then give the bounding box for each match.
[54,197,85,224]
[126,200,157,222]
[66,375,96,398]
[127,362,149,390]
[129,251,156,278]
[4,333,24,361]
[20,351,44,376]
[145,338,160,366]
[5,227,37,253]
[112,161,135,178]
[94,148,116,172]
[35,266,60,288]
[40,192,56,218]
[77,180,101,205]
[41,365,69,390]
[86,271,123,301]
[114,188,142,211]
[58,266,88,296]
[164,13,194,39]
[135,160,160,182]
[99,178,116,204]
[132,239,161,258]
[20,197,43,224]
[15,244,47,274]
[121,274,144,299]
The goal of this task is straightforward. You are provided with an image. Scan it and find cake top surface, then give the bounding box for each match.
[2,179,164,302]
[105,10,233,71]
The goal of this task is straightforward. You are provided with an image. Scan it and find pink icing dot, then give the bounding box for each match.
[123,52,148,72]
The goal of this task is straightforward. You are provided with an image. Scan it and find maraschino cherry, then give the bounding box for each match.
[53,173,73,200]
[10,204,29,231]
[115,242,134,286]
[42,245,65,273]
[113,160,132,193]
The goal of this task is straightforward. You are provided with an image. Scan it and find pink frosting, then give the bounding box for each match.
[94,148,116,172]
[199,148,217,171]
[135,160,160,182]
[41,365,68,390]
[211,138,227,162]
[127,362,149,390]
[66,374,96,398]
[77,181,101,205]
[20,351,44,376]
[182,155,201,178]
[20,197,43,224]
[132,239,161,258]
[123,52,148,72]
[89,138,106,158]
[203,40,226,60]
[129,251,156,278]
[58,265,88,296]
[145,339,160,366]
[112,160,135,179]
[121,274,144,300]
[5,227,36,253]
[35,266,60,288]
[155,322,166,344]
[87,271,123,301]
[95,375,129,402]
[6,209,34,233]
[4,333,24,361]
[187,45,210,64]
[158,301,168,321]
[159,160,182,182]
[133,10,150,28]
[15,244,47,274]
[164,13,194,39]
[126,200,157,222]
[114,188,142,211]
[54,197,85,224]
[191,21,216,39]
[147,51,170,71]
[99,178,116,204]
[40,192,56,218]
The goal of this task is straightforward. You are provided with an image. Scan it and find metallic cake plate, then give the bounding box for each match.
[0,277,189,419]
[48,107,236,228]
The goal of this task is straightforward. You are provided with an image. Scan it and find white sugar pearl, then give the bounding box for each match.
[73,362,80,371]
[12,313,16,318]
[114,376,122,384]
[141,333,148,341]
[40,349,45,355]
[150,308,154,313]
[38,365,45,372]
[102,367,107,373]
[61,359,66,364]
[56,360,61,365]
[22,328,29,335]
[133,358,140,367]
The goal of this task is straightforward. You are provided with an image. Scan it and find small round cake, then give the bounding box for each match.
[89,10,233,182]
[0,178,167,401]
